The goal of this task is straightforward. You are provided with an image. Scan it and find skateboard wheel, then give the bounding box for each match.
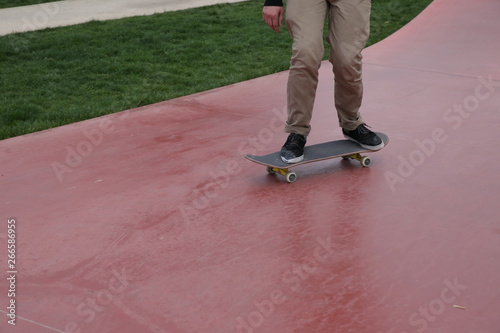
[342,156,350,160]
[361,156,371,167]
[285,172,297,183]
[266,166,276,175]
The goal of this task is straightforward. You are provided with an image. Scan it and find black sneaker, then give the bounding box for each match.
[280,133,306,163]
[343,124,384,150]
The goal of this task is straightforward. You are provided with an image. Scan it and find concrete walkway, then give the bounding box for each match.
[0,0,248,36]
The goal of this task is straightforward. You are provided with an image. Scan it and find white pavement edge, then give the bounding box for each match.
[0,0,249,36]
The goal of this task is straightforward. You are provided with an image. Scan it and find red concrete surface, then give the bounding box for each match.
[1,0,499,332]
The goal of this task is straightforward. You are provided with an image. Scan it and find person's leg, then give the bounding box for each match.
[327,0,383,149]
[327,0,371,131]
[285,0,328,137]
[280,0,328,163]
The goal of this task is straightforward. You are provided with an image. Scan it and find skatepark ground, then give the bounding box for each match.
[1,0,500,332]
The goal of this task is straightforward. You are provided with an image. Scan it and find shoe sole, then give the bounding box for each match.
[281,155,304,164]
[344,136,385,151]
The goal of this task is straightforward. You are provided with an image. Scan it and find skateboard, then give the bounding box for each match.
[244,133,388,183]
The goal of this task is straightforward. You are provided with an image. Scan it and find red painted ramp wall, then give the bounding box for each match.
[0,0,499,332]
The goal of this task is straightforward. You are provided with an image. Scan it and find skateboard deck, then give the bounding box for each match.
[244,133,388,183]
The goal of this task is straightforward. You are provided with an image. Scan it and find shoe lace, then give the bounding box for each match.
[357,124,372,135]
[285,134,304,148]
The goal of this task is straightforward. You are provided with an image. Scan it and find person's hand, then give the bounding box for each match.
[262,6,284,33]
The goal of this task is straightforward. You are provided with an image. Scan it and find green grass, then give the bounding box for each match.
[0,0,433,140]
[0,0,61,9]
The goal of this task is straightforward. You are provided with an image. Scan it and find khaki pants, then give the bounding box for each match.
[285,0,372,136]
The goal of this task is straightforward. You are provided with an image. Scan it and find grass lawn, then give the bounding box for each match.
[0,0,433,140]
[0,0,60,9]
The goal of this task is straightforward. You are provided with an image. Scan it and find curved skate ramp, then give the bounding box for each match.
[1,0,499,332]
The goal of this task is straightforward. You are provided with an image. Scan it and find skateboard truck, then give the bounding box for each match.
[266,153,371,183]
[266,166,297,183]
[342,153,372,167]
